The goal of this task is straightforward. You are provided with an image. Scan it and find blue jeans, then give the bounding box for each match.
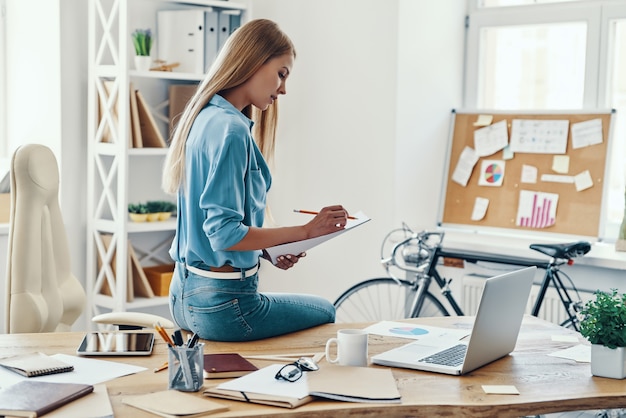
[169,263,336,342]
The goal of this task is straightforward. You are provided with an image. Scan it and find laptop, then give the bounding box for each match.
[371,266,536,375]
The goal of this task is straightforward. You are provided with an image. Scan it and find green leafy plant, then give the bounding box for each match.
[146,200,176,213]
[131,29,152,56]
[579,289,626,349]
[128,203,148,214]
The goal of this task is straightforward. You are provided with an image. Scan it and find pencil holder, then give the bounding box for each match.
[168,343,204,392]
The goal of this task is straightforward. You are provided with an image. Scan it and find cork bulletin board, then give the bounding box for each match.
[438,110,614,238]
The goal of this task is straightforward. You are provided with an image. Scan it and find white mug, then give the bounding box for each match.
[325,329,368,367]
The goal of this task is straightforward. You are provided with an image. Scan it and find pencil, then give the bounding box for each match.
[153,361,169,373]
[293,209,357,220]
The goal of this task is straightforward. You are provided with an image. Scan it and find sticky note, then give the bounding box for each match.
[473,114,493,127]
[482,385,520,395]
[574,170,593,192]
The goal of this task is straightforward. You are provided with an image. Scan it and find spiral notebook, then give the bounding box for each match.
[0,352,74,377]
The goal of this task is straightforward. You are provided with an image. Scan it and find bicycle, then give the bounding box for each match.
[333,224,591,331]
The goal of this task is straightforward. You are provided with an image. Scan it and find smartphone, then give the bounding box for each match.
[76,332,155,356]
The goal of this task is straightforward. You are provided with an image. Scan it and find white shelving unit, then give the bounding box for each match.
[86,0,246,326]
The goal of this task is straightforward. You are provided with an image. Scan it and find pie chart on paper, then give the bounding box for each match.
[484,164,503,183]
[478,160,505,187]
[389,326,429,336]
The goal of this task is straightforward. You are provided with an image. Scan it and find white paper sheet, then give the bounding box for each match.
[217,364,310,399]
[0,353,147,387]
[510,119,569,154]
[548,344,590,363]
[571,118,603,149]
[363,321,470,343]
[575,170,594,191]
[521,164,537,184]
[516,190,559,229]
[471,197,489,221]
[451,146,479,187]
[264,212,370,264]
[474,120,509,157]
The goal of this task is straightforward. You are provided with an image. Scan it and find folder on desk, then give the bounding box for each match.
[204,362,400,408]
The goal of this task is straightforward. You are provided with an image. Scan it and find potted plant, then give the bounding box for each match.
[579,289,626,379]
[128,203,149,222]
[146,200,176,221]
[131,28,152,72]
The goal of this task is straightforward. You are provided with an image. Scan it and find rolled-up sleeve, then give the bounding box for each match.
[201,127,251,250]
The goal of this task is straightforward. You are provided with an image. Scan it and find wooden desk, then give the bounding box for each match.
[0,316,623,417]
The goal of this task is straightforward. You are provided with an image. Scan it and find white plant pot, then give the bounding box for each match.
[590,344,626,379]
[134,55,152,72]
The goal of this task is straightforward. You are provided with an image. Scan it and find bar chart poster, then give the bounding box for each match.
[516,190,559,229]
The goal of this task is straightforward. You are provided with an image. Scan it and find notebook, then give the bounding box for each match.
[371,266,536,375]
[0,381,94,417]
[203,353,258,379]
[0,352,74,377]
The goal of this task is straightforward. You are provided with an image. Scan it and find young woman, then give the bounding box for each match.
[162,19,349,342]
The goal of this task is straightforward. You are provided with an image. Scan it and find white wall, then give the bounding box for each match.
[249,0,467,301]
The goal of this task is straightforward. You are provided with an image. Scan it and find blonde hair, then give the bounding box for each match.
[162,19,296,194]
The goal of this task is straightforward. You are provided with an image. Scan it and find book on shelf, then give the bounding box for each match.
[135,89,167,148]
[129,82,143,148]
[0,352,74,377]
[0,381,94,418]
[203,353,258,379]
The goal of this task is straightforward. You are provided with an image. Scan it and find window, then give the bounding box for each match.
[465,0,626,240]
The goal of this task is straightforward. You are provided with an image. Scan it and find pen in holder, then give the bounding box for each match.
[168,342,204,392]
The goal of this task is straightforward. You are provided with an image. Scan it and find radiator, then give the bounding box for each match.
[461,275,593,325]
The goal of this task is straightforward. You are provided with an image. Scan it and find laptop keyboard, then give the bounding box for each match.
[419,344,467,367]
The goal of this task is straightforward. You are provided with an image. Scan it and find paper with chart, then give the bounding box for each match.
[265,211,370,264]
[510,119,569,154]
[363,321,470,343]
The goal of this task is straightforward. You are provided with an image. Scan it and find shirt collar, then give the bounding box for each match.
[210,94,254,129]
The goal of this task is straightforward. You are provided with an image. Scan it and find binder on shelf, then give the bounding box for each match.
[217,10,241,52]
[135,89,167,148]
[157,9,208,74]
[204,9,219,70]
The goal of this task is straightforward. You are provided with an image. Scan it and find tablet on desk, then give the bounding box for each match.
[76,332,155,356]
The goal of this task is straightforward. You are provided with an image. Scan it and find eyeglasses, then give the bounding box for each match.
[274,357,319,382]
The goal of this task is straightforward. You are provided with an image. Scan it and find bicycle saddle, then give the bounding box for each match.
[529,241,591,260]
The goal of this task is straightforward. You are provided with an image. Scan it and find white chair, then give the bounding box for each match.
[5,144,173,333]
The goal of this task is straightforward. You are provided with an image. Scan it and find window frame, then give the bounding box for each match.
[465,1,602,109]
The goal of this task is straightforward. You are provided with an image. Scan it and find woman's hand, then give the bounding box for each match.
[304,205,350,239]
[263,250,306,270]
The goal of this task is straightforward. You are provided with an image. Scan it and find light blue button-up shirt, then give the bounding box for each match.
[169,94,271,270]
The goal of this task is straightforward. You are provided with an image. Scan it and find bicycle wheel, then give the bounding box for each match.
[333,277,449,323]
